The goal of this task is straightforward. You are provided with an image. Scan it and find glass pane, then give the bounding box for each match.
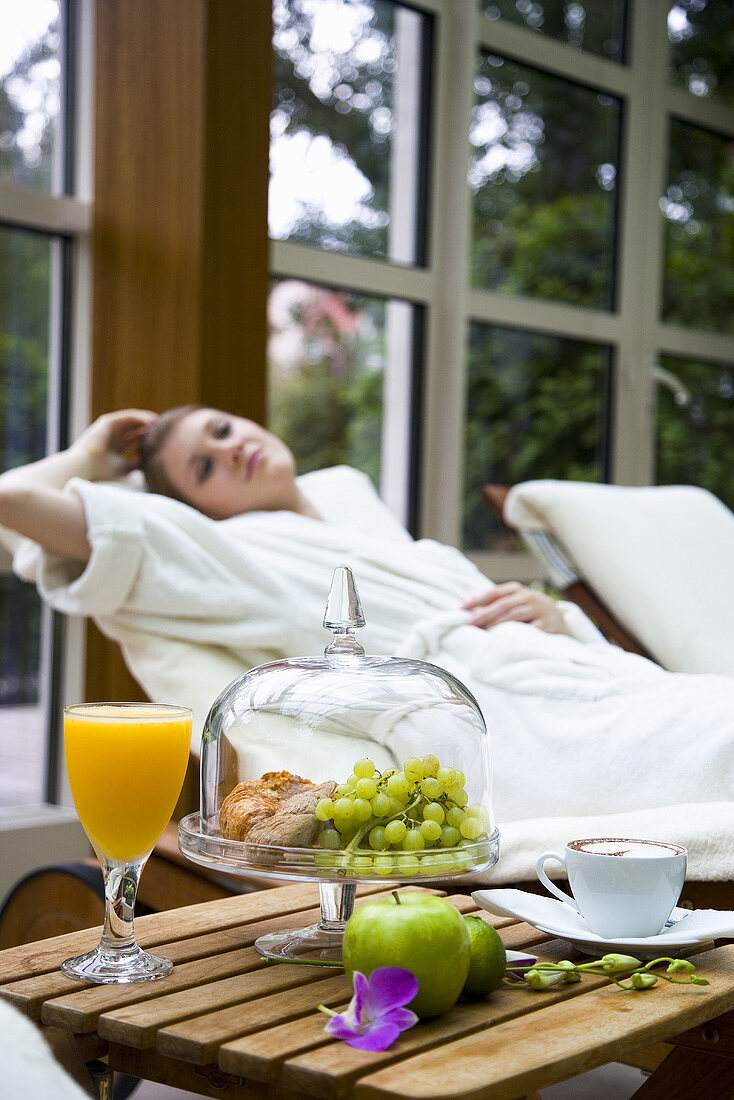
[669,1,734,106]
[661,119,734,335]
[470,53,621,309]
[0,225,52,808]
[0,0,62,191]
[482,1,627,61]
[268,279,418,520]
[271,0,429,262]
[656,354,734,509]
[463,322,611,551]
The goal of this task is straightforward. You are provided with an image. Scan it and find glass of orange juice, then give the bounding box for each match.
[61,702,192,984]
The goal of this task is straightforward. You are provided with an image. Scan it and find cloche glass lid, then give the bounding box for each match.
[185,566,498,883]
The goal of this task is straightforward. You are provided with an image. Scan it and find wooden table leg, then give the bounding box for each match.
[86,1060,114,1100]
[633,1045,734,1097]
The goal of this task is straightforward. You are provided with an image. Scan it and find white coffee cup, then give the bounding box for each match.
[536,837,687,940]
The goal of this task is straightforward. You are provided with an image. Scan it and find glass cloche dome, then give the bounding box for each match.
[179,566,499,961]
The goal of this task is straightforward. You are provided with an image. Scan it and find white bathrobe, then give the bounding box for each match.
[30,468,734,884]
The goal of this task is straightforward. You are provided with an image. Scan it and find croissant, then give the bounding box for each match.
[247,781,338,847]
[219,770,324,842]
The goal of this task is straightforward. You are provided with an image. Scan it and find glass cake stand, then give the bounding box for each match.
[178,813,500,963]
[179,565,499,964]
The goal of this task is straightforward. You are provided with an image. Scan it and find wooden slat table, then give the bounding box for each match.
[2,882,734,1099]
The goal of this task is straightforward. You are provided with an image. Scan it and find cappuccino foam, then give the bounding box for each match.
[573,839,681,858]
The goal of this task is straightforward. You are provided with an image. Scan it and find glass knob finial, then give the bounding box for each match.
[323,565,366,655]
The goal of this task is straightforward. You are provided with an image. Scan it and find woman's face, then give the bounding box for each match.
[157,408,298,518]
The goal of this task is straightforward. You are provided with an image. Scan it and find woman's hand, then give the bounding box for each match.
[462,582,570,636]
[72,409,157,480]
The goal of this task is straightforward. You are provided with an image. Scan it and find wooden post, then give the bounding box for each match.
[87,0,271,701]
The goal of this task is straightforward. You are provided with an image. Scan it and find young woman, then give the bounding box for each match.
[0,406,570,634]
[1,407,733,865]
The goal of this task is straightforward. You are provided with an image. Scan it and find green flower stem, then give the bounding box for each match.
[507,954,707,992]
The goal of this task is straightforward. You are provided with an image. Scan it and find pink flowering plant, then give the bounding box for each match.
[319,967,419,1051]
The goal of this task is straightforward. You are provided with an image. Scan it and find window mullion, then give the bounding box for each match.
[476,16,634,98]
[419,0,476,545]
[612,0,671,486]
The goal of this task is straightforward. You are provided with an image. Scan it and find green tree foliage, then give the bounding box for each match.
[662,119,734,334]
[0,16,59,702]
[463,324,608,549]
[669,0,734,105]
[272,0,398,255]
[268,282,384,484]
[656,355,734,509]
[470,50,620,309]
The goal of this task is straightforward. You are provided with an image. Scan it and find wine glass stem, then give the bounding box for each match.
[99,856,146,953]
[318,881,356,931]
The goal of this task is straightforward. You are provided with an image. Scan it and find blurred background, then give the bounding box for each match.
[0,0,732,841]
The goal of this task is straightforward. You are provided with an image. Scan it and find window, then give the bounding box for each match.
[269,0,431,530]
[268,0,734,574]
[0,1,91,808]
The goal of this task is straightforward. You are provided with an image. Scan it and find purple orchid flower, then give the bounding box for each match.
[319,967,419,1052]
[505,954,538,982]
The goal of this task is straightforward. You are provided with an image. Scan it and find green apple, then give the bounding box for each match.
[342,893,470,1018]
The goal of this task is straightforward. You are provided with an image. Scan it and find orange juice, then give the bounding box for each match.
[64,704,192,861]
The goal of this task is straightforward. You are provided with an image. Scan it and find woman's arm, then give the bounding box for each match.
[0,410,155,562]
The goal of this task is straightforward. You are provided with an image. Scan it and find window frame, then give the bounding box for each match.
[271,0,734,579]
[0,0,94,809]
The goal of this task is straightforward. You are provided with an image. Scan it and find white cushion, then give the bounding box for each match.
[505,480,734,676]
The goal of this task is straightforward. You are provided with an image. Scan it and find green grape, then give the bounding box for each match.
[315,797,335,822]
[355,777,377,800]
[382,768,398,780]
[372,792,391,817]
[314,851,338,868]
[452,789,469,808]
[466,803,484,819]
[334,797,355,820]
[403,757,423,782]
[440,825,461,848]
[353,757,376,779]
[387,774,410,801]
[422,801,445,825]
[373,855,394,876]
[420,777,442,800]
[353,797,373,823]
[436,766,456,789]
[395,853,420,874]
[387,796,406,816]
[384,819,407,845]
[460,818,482,840]
[350,855,373,874]
[453,770,466,789]
[368,825,388,851]
[433,851,460,872]
[346,775,359,790]
[419,819,442,845]
[445,806,465,829]
[319,828,341,850]
[333,783,350,798]
[419,853,439,875]
[403,828,425,851]
[421,754,440,777]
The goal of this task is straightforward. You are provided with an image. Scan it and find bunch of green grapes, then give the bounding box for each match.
[314,755,491,871]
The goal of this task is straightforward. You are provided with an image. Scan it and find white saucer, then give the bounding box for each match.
[472,888,734,959]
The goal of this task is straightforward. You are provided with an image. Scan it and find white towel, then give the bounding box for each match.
[506,479,734,677]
